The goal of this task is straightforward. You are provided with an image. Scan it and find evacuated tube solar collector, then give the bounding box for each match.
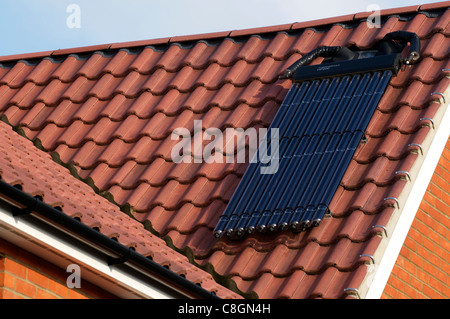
[214,31,420,239]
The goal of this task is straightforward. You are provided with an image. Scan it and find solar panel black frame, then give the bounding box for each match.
[214,70,393,239]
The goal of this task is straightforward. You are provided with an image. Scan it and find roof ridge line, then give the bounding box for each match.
[0,2,448,63]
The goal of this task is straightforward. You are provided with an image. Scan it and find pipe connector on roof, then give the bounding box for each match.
[279,46,343,79]
[404,51,420,64]
[382,30,421,64]
[279,31,421,80]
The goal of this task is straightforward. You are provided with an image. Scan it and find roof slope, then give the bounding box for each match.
[0,2,449,298]
[0,121,239,298]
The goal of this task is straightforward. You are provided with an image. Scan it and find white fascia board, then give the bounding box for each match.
[0,204,174,299]
[365,92,450,299]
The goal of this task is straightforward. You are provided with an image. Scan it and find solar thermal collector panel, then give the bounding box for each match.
[214,53,397,239]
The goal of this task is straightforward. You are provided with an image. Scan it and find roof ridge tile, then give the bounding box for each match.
[0,3,443,65]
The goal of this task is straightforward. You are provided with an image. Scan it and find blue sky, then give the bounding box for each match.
[0,0,440,56]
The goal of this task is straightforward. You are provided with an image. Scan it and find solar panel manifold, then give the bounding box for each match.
[213,30,422,239]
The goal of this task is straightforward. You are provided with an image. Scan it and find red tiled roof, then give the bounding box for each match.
[0,2,449,298]
[0,120,240,298]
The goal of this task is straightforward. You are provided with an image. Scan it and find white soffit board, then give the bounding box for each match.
[0,204,173,299]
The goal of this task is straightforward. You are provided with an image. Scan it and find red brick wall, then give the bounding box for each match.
[0,238,117,299]
[382,138,449,299]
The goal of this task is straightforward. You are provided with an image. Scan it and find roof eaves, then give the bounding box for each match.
[0,121,241,299]
[0,179,221,299]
